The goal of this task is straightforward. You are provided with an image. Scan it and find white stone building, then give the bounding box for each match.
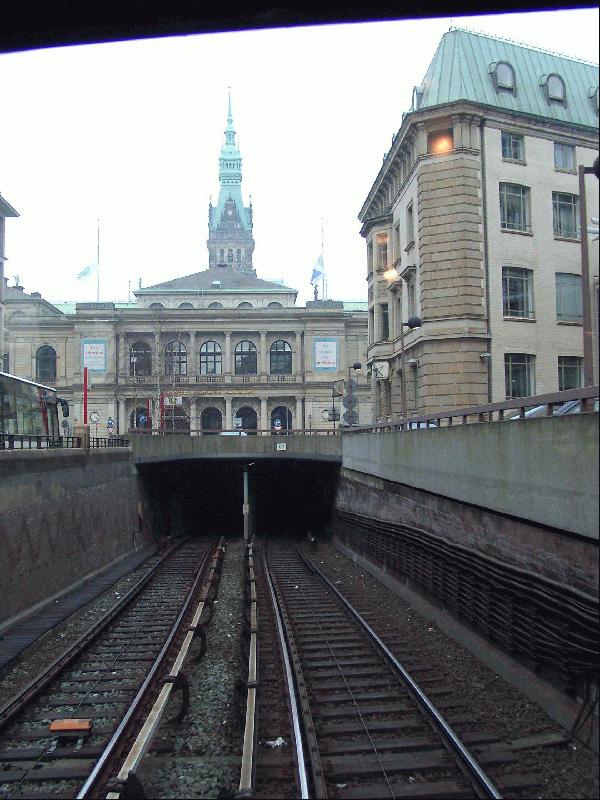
[359,29,599,419]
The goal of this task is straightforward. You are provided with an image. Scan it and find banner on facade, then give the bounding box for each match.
[164,396,183,406]
[82,338,107,372]
[314,337,338,371]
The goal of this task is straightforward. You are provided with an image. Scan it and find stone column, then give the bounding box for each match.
[260,331,268,376]
[189,332,197,376]
[415,123,427,157]
[152,330,160,377]
[122,333,129,381]
[190,398,198,434]
[225,396,232,429]
[294,396,302,430]
[118,396,127,434]
[260,396,268,435]
[452,115,464,149]
[225,332,232,374]
[295,331,302,378]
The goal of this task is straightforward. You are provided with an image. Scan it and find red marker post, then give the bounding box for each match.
[83,366,88,424]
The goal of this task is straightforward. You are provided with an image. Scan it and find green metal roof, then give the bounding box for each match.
[342,300,368,311]
[51,301,138,314]
[417,28,599,129]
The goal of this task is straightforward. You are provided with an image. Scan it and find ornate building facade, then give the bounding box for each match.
[360,29,599,420]
[4,97,370,433]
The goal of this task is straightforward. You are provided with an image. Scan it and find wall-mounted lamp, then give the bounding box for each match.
[479,352,492,360]
[406,358,418,368]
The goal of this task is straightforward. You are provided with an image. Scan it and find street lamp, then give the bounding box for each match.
[399,315,422,420]
[346,361,362,427]
[330,384,342,433]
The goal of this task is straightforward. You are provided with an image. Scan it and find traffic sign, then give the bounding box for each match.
[90,411,100,424]
[107,416,114,427]
[107,426,115,435]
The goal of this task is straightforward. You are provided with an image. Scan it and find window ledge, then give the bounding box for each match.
[501,228,533,237]
[503,316,536,322]
[554,235,580,243]
[557,319,583,326]
[502,157,527,166]
[404,240,415,254]
[554,167,577,175]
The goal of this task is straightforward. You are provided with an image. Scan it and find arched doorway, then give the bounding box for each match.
[129,406,152,430]
[236,406,257,434]
[271,406,292,434]
[201,406,222,434]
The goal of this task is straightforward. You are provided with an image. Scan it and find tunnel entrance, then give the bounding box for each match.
[137,459,340,541]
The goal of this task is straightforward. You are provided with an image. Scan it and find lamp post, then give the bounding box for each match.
[399,316,422,420]
[346,361,362,427]
[330,383,342,433]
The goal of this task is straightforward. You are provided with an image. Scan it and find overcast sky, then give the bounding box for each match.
[0,8,598,307]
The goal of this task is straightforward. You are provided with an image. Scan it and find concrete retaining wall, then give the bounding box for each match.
[342,414,599,541]
[0,449,149,625]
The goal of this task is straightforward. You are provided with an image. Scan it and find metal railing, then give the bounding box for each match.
[0,434,130,450]
[0,434,81,450]
[125,427,338,437]
[347,385,599,433]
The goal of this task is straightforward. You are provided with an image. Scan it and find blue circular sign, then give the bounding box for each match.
[138,414,147,425]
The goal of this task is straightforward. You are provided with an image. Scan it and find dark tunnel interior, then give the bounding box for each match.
[137,459,341,541]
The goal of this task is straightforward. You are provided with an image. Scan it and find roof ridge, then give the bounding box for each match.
[448,25,600,68]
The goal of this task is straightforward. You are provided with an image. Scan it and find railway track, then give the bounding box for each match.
[0,537,223,800]
[238,538,545,799]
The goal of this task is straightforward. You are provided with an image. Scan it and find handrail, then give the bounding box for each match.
[238,540,259,796]
[348,385,599,433]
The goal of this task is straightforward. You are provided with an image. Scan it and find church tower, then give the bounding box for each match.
[207,91,255,273]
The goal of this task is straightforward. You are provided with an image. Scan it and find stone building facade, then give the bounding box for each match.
[3,97,370,433]
[360,29,599,420]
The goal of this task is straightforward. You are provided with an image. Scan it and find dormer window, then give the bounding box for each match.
[588,86,599,115]
[540,73,566,104]
[490,61,516,94]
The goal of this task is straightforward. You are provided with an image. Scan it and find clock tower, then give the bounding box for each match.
[207,90,255,273]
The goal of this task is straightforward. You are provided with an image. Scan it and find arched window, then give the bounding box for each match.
[490,61,515,94]
[149,302,165,310]
[36,345,57,383]
[236,249,242,262]
[236,406,257,432]
[130,341,152,377]
[130,406,152,429]
[178,302,194,309]
[164,340,187,376]
[271,406,292,433]
[228,249,234,262]
[201,407,222,434]
[237,302,253,309]
[270,340,292,374]
[208,302,224,309]
[235,340,257,375]
[267,301,283,308]
[200,341,222,375]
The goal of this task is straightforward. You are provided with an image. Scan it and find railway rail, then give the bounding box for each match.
[238,538,546,799]
[0,537,223,800]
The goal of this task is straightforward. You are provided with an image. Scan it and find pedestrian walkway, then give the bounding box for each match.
[0,544,156,671]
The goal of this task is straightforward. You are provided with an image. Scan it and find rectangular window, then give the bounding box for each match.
[393,222,401,262]
[554,142,575,171]
[556,272,583,321]
[407,279,417,318]
[553,192,579,238]
[406,203,415,246]
[380,303,390,340]
[367,241,373,273]
[376,233,388,270]
[501,131,524,161]
[368,308,374,344]
[502,267,534,317]
[500,183,531,232]
[558,356,583,391]
[504,353,535,398]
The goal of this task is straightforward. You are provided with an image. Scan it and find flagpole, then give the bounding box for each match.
[321,218,326,300]
[96,217,100,302]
